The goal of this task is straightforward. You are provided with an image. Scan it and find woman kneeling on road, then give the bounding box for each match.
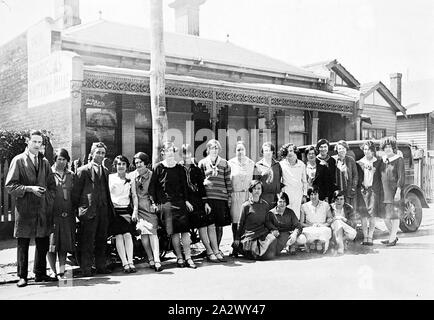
[266,192,305,255]
[299,186,333,254]
[330,190,357,254]
[233,180,278,260]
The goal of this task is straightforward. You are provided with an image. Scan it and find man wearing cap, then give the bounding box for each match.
[6,130,57,287]
[72,142,115,277]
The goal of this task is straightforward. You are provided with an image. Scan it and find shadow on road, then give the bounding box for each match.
[0,239,17,250]
[393,228,434,239]
[379,242,434,250]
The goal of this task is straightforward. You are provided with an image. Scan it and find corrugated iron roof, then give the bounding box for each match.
[63,20,318,79]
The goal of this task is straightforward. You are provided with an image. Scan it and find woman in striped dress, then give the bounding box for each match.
[198,139,233,262]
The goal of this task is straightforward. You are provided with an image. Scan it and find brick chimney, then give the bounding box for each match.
[169,0,206,36]
[390,72,402,103]
[54,0,81,29]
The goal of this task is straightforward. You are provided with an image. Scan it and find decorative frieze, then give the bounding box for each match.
[70,80,82,99]
[82,77,150,94]
[82,70,354,115]
[215,91,268,105]
[270,97,352,114]
[167,86,213,100]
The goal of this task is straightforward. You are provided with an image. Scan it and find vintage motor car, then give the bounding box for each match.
[298,140,429,233]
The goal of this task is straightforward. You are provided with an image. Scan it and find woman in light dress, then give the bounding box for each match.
[330,190,357,254]
[305,146,317,192]
[109,155,136,273]
[299,186,333,254]
[131,152,162,272]
[228,141,255,246]
[279,143,307,219]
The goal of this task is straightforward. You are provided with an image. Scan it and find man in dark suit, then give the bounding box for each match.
[72,142,114,277]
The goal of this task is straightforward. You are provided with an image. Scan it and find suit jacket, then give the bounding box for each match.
[5,150,56,238]
[72,163,115,221]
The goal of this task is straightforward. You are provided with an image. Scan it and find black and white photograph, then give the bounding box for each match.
[1,0,434,305]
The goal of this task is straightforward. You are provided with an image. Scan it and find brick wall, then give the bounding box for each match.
[0,33,73,153]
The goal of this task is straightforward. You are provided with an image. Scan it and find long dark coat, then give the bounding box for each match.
[5,150,56,238]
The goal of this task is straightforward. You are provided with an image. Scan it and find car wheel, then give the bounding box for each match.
[400,192,422,232]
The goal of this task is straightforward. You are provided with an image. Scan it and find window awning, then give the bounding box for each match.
[361,114,372,125]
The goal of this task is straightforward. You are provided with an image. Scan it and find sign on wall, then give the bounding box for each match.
[27,19,75,108]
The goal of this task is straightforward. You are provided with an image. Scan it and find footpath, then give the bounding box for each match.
[0,221,389,285]
[0,227,234,285]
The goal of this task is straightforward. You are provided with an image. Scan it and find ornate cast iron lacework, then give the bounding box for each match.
[82,71,354,114]
[166,86,213,99]
[215,91,268,105]
[271,97,352,113]
[82,77,150,94]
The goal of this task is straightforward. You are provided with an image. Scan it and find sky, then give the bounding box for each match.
[1,0,433,92]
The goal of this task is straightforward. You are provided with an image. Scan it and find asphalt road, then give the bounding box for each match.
[1,207,434,300]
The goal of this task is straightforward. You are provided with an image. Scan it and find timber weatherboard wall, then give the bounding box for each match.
[397,114,429,151]
[362,104,397,136]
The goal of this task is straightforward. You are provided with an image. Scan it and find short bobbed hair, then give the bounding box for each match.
[334,140,349,151]
[161,141,178,153]
[133,152,150,166]
[276,192,289,205]
[261,141,275,155]
[305,145,317,156]
[360,140,376,154]
[248,180,263,193]
[113,155,130,171]
[54,148,70,163]
[316,139,330,152]
[380,136,397,153]
[307,185,320,197]
[206,139,222,155]
[279,143,298,158]
[332,190,345,202]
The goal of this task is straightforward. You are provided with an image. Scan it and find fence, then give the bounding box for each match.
[421,151,434,202]
[0,160,15,239]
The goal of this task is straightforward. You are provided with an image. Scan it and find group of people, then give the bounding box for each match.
[5,130,405,288]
